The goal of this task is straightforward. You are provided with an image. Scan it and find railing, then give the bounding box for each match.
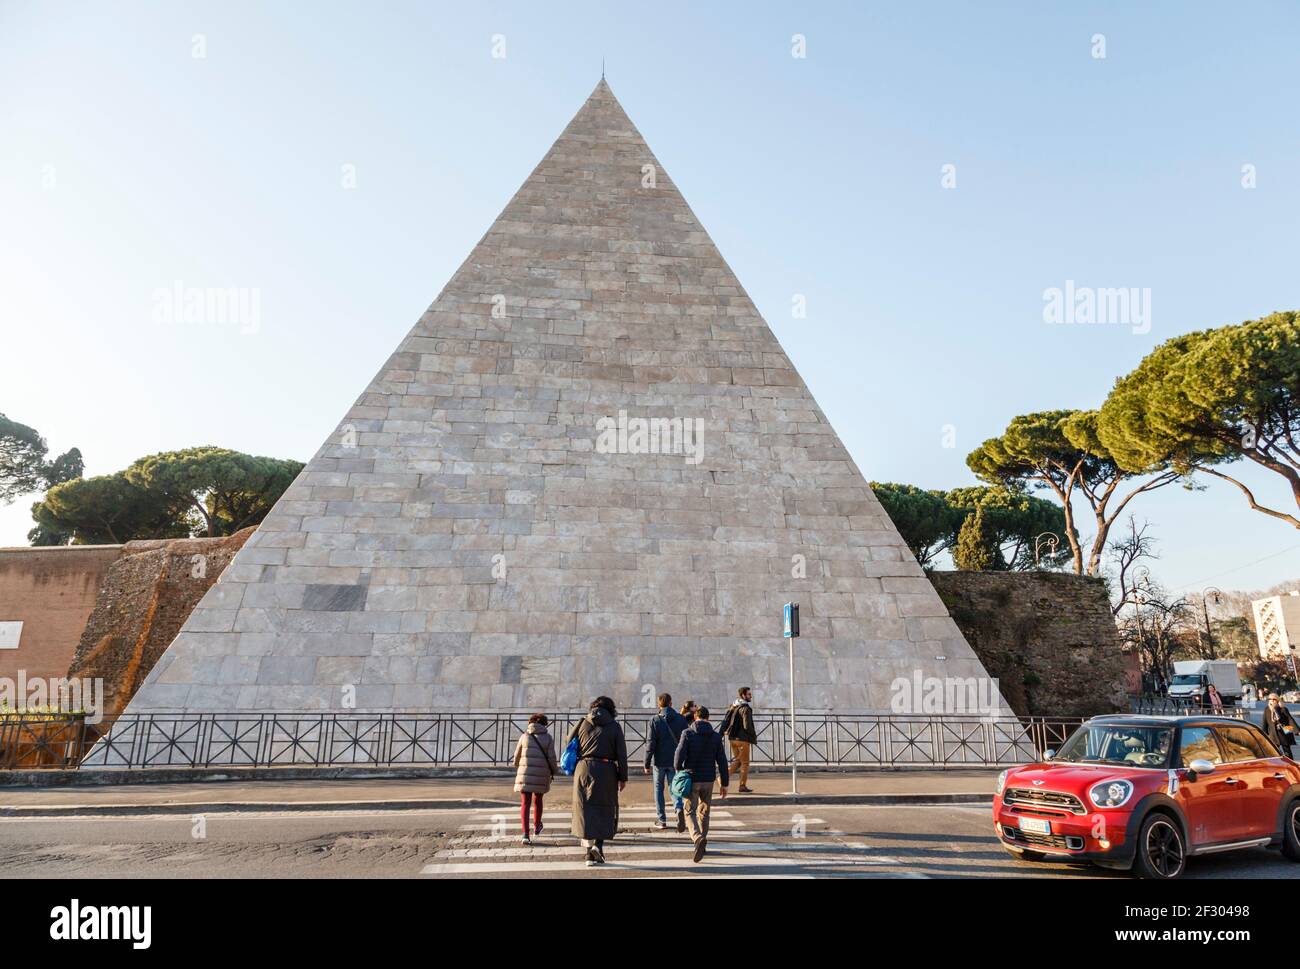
[1127,696,1247,717]
[1,712,1088,771]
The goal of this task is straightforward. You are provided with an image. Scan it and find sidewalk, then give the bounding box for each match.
[0,768,999,817]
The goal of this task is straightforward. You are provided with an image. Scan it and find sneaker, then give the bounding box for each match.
[675,808,686,833]
[594,846,607,865]
[522,834,532,845]
[654,820,668,830]
[693,839,707,863]
[738,785,753,794]
[585,846,599,865]
[585,858,598,868]
[534,823,544,836]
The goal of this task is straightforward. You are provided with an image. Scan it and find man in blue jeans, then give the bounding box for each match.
[643,692,689,830]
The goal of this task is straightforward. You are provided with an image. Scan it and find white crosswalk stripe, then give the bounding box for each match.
[422,806,916,879]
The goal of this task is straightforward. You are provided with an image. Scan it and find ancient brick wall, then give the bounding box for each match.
[0,545,122,684]
[929,570,1131,718]
[67,528,253,717]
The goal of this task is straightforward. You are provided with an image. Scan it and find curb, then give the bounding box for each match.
[0,791,992,818]
[0,764,1001,788]
[0,766,518,788]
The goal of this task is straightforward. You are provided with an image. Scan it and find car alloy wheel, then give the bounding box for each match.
[1285,802,1300,862]
[1143,818,1185,879]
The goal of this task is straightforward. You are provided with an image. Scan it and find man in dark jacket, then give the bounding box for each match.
[718,687,757,793]
[673,706,729,862]
[643,692,689,830]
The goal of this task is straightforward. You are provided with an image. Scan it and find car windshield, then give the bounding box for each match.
[1055,724,1173,768]
[1170,674,1202,686]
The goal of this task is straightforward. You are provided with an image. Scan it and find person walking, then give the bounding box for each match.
[1207,683,1224,714]
[512,713,559,844]
[673,705,729,863]
[643,692,689,831]
[568,696,629,867]
[1263,693,1298,759]
[718,686,757,793]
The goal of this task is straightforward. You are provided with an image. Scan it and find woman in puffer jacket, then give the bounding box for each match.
[512,713,559,844]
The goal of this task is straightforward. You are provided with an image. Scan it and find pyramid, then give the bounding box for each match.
[125,80,1000,715]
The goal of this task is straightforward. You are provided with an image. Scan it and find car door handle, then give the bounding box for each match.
[1224,777,1240,784]
[1275,773,1288,780]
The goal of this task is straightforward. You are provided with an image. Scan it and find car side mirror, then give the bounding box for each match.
[1044,749,1056,761]
[1188,758,1216,777]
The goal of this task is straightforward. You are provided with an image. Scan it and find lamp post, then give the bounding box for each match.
[1199,587,1223,661]
[1133,569,1155,694]
[1033,532,1059,567]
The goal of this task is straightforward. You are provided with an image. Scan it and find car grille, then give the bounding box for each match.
[1004,787,1087,815]
[1002,826,1085,852]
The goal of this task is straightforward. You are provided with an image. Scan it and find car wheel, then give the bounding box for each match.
[1133,814,1186,879]
[1283,800,1300,862]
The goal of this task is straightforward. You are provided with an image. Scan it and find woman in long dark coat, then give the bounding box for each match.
[568,696,628,866]
[1263,694,1298,758]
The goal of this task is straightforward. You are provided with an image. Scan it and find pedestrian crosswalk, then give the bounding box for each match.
[420,806,926,878]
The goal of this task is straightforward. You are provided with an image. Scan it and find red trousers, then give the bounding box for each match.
[521,792,544,834]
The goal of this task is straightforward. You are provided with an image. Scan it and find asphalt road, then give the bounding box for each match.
[2,803,1298,879]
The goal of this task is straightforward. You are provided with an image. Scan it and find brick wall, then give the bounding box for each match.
[0,546,122,684]
[929,570,1132,718]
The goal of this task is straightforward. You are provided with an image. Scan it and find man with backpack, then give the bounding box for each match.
[718,686,757,793]
[643,692,689,831]
[673,706,729,863]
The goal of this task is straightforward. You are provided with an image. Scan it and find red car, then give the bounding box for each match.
[994,714,1300,878]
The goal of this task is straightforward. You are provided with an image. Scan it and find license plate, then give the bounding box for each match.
[1020,817,1051,835]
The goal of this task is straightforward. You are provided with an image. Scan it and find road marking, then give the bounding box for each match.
[424,856,848,875]
[436,841,789,858]
[474,810,736,820]
[458,819,748,830]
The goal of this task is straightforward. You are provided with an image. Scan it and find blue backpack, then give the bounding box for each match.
[670,729,694,799]
[560,731,580,776]
[670,768,693,800]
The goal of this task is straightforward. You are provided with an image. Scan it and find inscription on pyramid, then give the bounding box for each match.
[126,80,998,714]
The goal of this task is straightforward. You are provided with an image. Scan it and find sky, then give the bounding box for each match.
[2,0,1299,597]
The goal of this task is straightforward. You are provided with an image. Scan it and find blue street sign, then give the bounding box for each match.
[783,602,799,639]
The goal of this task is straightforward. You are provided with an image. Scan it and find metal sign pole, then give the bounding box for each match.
[783,602,800,796]
[789,634,798,795]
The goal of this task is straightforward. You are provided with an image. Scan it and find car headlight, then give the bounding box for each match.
[996,769,1010,795]
[1089,779,1133,809]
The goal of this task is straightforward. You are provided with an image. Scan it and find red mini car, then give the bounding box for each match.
[993,714,1300,878]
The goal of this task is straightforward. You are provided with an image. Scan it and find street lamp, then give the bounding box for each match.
[1198,587,1223,661]
[1132,570,1157,695]
[1033,532,1059,567]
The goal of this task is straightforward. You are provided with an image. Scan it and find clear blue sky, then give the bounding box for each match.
[3,1,1299,596]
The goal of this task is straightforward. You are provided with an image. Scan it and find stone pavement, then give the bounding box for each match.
[0,768,998,817]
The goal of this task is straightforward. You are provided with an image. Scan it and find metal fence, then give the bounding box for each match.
[1127,696,1248,717]
[1,712,1089,771]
